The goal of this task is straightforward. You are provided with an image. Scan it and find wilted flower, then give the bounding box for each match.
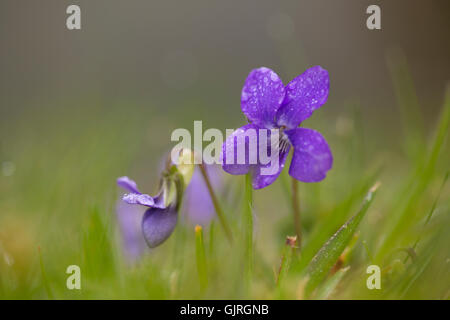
[116,165,223,256]
[117,165,183,249]
[115,148,220,259]
[222,66,333,189]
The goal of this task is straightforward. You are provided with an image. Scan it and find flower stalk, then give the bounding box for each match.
[198,163,233,244]
[243,173,253,289]
[291,178,302,249]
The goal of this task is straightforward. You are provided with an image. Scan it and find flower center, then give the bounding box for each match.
[279,126,290,153]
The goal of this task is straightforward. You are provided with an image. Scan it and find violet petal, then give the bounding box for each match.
[122,193,156,207]
[141,205,178,248]
[276,66,329,129]
[251,144,290,189]
[117,176,141,194]
[285,128,333,182]
[222,123,260,175]
[241,67,285,128]
[152,191,167,209]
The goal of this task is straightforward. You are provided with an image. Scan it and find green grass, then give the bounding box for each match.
[0,60,449,300]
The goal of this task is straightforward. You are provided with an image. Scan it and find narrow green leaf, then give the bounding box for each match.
[304,183,380,297]
[275,236,297,299]
[295,167,381,273]
[276,236,297,288]
[404,172,449,263]
[376,86,450,260]
[314,266,350,300]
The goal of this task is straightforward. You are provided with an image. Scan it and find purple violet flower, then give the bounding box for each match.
[222,66,333,189]
[117,176,179,249]
[116,163,222,259]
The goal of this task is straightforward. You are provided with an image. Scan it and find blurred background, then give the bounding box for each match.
[0,0,449,299]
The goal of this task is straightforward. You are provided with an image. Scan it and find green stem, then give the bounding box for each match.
[195,225,208,290]
[291,178,302,249]
[199,164,233,244]
[243,173,253,289]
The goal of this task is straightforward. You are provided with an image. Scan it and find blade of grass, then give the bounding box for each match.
[209,221,216,256]
[195,225,208,290]
[386,48,425,163]
[362,240,374,265]
[315,266,350,300]
[38,246,54,299]
[276,236,297,287]
[294,167,381,273]
[376,86,450,260]
[82,206,116,280]
[304,182,380,297]
[383,229,443,299]
[404,172,449,263]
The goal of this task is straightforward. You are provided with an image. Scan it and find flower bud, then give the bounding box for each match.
[173,148,195,186]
